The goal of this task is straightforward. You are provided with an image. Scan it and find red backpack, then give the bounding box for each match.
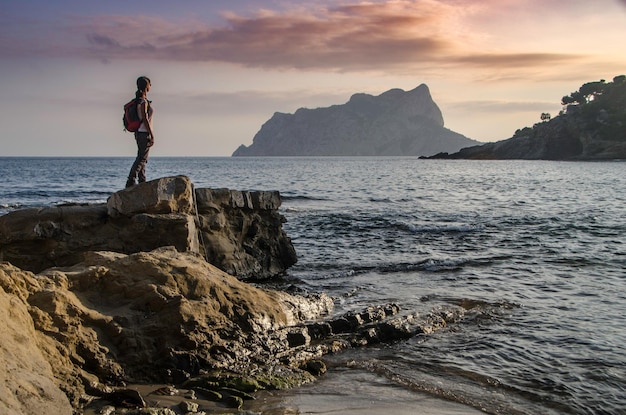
[122,98,141,132]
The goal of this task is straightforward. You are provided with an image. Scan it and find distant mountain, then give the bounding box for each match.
[424,75,626,161]
[232,84,479,157]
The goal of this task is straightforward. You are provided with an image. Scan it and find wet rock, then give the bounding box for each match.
[286,327,311,348]
[105,388,146,408]
[148,386,178,396]
[223,394,244,409]
[178,401,199,413]
[219,387,256,400]
[193,387,222,402]
[301,360,327,376]
[126,408,176,415]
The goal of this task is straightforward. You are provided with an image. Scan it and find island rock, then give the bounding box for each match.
[232,84,479,157]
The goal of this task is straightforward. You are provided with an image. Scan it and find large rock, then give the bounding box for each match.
[195,188,297,280]
[0,204,199,273]
[0,248,333,399]
[0,247,474,413]
[107,175,194,217]
[232,84,479,157]
[0,176,295,280]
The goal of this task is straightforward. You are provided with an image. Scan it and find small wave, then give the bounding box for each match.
[420,295,520,319]
[349,258,471,274]
[0,202,23,210]
[348,359,531,415]
[368,197,394,203]
[281,195,330,202]
[299,255,501,277]
[402,222,484,234]
[283,207,303,213]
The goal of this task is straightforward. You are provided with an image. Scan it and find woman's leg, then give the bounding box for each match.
[126,132,151,187]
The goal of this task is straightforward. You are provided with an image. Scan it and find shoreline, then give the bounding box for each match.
[83,367,483,415]
[253,367,484,415]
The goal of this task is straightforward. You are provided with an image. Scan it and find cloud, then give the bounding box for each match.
[75,2,458,71]
[1,0,596,75]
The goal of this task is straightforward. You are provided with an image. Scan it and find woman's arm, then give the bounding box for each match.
[140,100,155,142]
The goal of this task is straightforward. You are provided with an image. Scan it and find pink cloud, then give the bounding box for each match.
[3,0,592,74]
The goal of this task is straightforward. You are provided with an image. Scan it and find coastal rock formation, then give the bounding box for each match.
[0,247,333,411]
[195,187,297,279]
[424,75,626,160]
[0,177,490,413]
[0,176,297,281]
[0,247,474,413]
[232,84,479,157]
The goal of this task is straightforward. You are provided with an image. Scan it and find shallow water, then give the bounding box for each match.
[1,157,625,414]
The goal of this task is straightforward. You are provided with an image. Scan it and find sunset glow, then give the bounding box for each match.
[1,0,625,156]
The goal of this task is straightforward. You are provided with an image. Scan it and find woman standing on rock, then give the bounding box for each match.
[126,76,154,188]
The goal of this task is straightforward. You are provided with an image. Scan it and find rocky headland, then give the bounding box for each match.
[232,84,479,157]
[0,176,475,414]
[424,75,626,160]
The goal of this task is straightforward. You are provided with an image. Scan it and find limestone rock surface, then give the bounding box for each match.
[0,175,489,414]
[195,188,296,280]
[0,247,333,408]
[0,176,296,280]
[0,267,74,415]
[107,175,194,217]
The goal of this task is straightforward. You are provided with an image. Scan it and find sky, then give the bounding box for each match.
[1,0,625,157]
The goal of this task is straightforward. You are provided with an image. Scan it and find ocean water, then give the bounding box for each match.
[1,157,625,414]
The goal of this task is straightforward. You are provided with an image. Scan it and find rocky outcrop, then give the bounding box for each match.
[0,176,297,281]
[0,247,474,413]
[195,187,297,280]
[0,176,483,413]
[0,247,333,410]
[424,75,626,160]
[232,84,479,157]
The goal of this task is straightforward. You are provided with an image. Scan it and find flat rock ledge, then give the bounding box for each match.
[0,176,297,281]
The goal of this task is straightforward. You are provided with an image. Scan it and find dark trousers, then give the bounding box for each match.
[127,132,152,186]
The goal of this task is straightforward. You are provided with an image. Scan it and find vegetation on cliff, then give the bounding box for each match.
[425,75,626,160]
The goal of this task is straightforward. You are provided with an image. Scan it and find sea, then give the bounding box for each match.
[1,157,625,415]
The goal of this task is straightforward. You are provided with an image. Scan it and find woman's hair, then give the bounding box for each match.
[135,76,151,98]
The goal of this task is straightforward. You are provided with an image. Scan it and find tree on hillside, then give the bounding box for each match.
[561,79,606,106]
[540,112,551,122]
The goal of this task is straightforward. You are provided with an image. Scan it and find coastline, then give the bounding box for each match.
[249,367,483,415]
[96,367,483,415]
